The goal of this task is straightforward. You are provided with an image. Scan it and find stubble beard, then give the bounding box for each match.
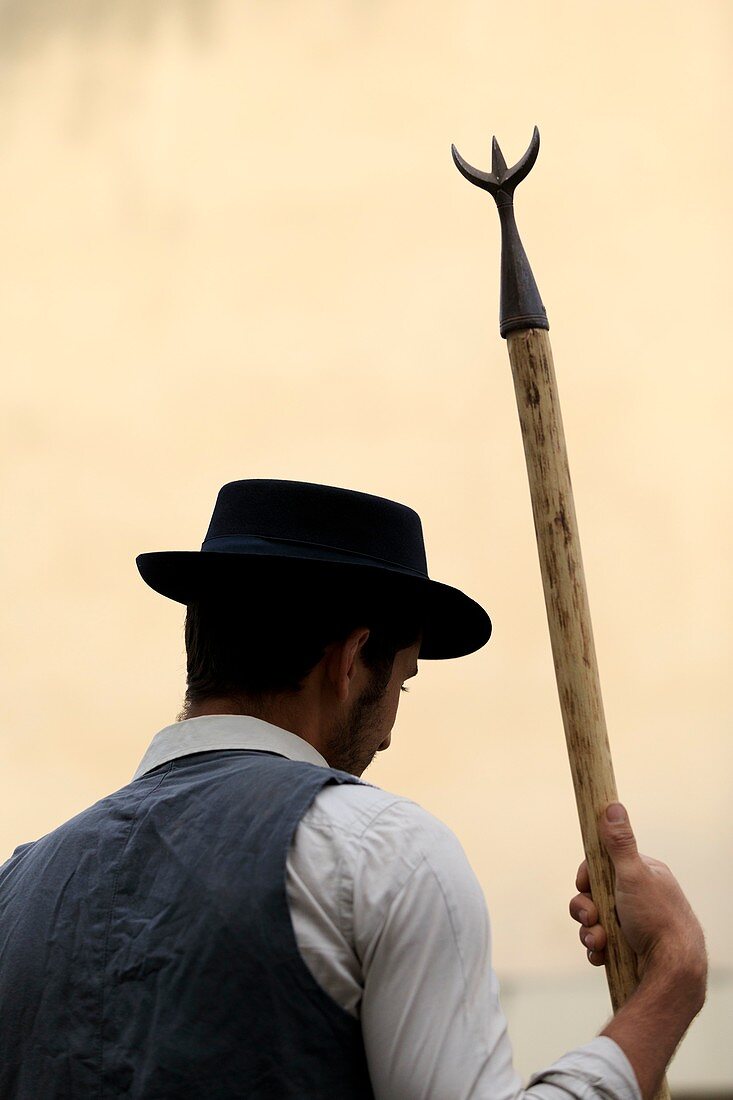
[324,671,389,776]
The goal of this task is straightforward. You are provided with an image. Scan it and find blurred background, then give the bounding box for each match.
[1,0,731,1091]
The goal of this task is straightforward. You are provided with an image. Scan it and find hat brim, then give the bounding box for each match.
[136,550,491,661]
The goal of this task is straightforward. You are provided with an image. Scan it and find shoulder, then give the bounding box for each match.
[303,776,468,876]
[292,776,490,976]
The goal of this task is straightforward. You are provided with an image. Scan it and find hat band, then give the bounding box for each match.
[200,534,429,579]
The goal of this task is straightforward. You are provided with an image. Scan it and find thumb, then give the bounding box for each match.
[599,802,640,871]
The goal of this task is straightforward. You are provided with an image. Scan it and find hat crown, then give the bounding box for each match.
[201,479,428,576]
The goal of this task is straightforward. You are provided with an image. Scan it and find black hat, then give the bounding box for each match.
[136,479,491,660]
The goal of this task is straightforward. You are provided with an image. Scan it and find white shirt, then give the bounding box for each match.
[133,714,641,1100]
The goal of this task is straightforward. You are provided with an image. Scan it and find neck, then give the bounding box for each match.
[177,694,326,754]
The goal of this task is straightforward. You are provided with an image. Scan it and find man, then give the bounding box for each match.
[0,479,706,1098]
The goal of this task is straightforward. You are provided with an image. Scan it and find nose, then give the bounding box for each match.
[378,734,392,752]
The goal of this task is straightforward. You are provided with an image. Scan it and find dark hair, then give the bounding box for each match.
[182,563,424,709]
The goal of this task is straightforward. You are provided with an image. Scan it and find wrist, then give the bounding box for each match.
[601,960,706,1100]
[639,943,707,1013]
[639,974,707,1022]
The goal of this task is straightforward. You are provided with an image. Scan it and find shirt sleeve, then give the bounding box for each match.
[348,799,641,1100]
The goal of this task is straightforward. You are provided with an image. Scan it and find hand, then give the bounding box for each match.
[568,802,708,991]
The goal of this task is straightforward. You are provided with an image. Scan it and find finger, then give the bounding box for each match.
[587,947,606,967]
[578,922,607,953]
[575,859,591,894]
[569,893,598,927]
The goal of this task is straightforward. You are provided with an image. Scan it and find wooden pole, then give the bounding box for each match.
[507,326,640,1013]
[508,327,671,1100]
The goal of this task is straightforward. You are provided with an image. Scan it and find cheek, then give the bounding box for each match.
[385,688,402,725]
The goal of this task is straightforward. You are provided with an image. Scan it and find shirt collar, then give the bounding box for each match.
[132,713,331,781]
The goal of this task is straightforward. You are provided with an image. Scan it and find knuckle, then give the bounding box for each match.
[612,828,637,850]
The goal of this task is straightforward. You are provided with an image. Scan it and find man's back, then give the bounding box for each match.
[0,749,374,1100]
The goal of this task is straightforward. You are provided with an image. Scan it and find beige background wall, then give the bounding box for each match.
[1,1,731,1088]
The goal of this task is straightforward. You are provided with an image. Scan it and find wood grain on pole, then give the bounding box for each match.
[506,327,670,1100]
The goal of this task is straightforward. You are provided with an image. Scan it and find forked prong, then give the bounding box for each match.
[451,125,541,198]
[503,124,540,190]
[450,144,497,192]
[491,136,507,181]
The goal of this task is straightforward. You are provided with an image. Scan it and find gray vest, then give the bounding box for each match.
[0,749,376,1098]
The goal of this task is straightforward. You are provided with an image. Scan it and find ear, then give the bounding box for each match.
[328,627,370,703]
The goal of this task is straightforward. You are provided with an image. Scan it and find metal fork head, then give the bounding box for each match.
[451,125,540,202]
[450,125,548,337]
